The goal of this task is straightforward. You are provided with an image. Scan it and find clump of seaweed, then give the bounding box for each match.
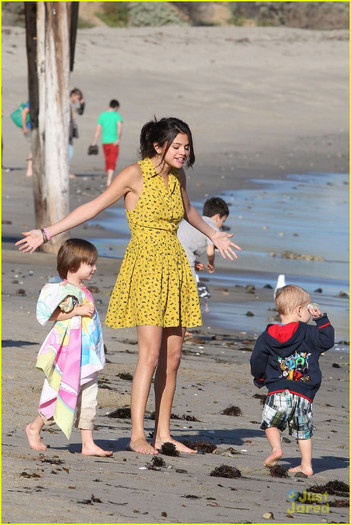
[171,413,200,421]
[253,393,267,405]
[40,457,64,465]
[148,412,200,422]
[105,407,131,419]
[77,494,102,505]
[210,464,241,479]
[269,465,289,478]
[147,456,166,470]
[308,480,349,496]
[160,442,179,456]
[221,405,243,416]
[117,372,133,381]
[182,440,217,453]
[298,481,349,509]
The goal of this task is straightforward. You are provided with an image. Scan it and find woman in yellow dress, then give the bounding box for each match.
[17,117,241,455]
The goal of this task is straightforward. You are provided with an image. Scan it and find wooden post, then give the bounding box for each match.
[25,2,77,253]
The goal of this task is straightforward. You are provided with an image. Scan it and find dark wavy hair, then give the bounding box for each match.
[57,238,97,279]
[139,117,195,168]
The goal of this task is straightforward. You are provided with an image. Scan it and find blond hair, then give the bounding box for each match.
[275,284,311,315]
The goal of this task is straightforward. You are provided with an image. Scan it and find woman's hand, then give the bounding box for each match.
[211,231,241,261]
[15,230,44,254]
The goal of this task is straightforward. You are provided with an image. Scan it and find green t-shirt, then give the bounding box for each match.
[98,110,123,144]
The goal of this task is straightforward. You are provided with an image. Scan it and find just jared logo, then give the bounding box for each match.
[286,489,329,514]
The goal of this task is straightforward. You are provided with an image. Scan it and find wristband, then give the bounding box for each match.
[43,228,51,241]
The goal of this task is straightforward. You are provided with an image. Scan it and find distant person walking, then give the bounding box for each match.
[21,101,32,177]
[69,88,85,178]
[91,99,123,187]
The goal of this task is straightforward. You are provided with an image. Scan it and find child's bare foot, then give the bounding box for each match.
[127,438,158,454]
[288,465,313,476]
[264,448,283,467]
[81,444,113,457]
[154,438,197,454]
[25,423,46,451]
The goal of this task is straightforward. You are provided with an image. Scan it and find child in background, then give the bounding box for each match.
[21,101,32,177]
[25,239,112,457]
[250,284,334,475]
[177,197,229,296]
[69,88,85,177]
[91,99,123,187]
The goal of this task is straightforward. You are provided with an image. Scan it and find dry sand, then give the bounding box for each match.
[1,24,349,524]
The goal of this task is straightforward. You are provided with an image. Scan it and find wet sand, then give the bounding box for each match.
[1,24,349,524]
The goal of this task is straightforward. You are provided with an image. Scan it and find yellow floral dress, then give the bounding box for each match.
[105,157,202,329]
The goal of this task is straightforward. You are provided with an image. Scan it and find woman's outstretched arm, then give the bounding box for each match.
[16,163,141,253]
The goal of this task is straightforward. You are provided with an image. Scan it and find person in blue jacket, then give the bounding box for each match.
[250,284,334,476]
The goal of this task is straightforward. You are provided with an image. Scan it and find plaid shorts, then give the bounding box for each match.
[260,390,313,439]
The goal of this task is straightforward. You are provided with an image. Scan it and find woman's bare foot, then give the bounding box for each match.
[25,423,46,451]
[154,438,197,454]
[264,448,283,467]
[288,465,313,476]
[127,438,158,455]
[81,444,113,457]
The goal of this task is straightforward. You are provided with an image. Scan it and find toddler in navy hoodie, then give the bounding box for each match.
[250,284,334,476]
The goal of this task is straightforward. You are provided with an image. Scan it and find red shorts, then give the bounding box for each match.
[103,143,119,171]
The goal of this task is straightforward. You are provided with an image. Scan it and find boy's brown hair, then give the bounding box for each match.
[275,284,310,316]
[57,239,97,279]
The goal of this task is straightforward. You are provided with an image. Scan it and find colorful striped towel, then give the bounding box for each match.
[35,282,105,438]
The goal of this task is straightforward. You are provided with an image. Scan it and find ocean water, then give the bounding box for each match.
[87,172,349,345]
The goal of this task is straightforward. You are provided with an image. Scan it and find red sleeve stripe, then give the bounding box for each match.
[318,322,331,329]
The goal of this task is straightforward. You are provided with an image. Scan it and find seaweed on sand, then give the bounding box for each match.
[147,456,166,470]
[105,407,131,418]
[308,480,349,497]
[253,393,267,405]
[160,442,179,456]
[182,440,217,453]
[210,464,241,478]
[221,405,243,416]
[269,465,289,478]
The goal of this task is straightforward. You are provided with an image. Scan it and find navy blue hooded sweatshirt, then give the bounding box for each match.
[250,314,334,402]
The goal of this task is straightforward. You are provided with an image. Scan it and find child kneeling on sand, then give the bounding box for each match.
[178,197,229,298]
[250,284,334,476]
[25,239,112,457]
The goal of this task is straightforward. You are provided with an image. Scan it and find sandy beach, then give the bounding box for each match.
[1,24,349,524]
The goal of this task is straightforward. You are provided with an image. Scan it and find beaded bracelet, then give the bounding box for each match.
[40,229,48,243]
